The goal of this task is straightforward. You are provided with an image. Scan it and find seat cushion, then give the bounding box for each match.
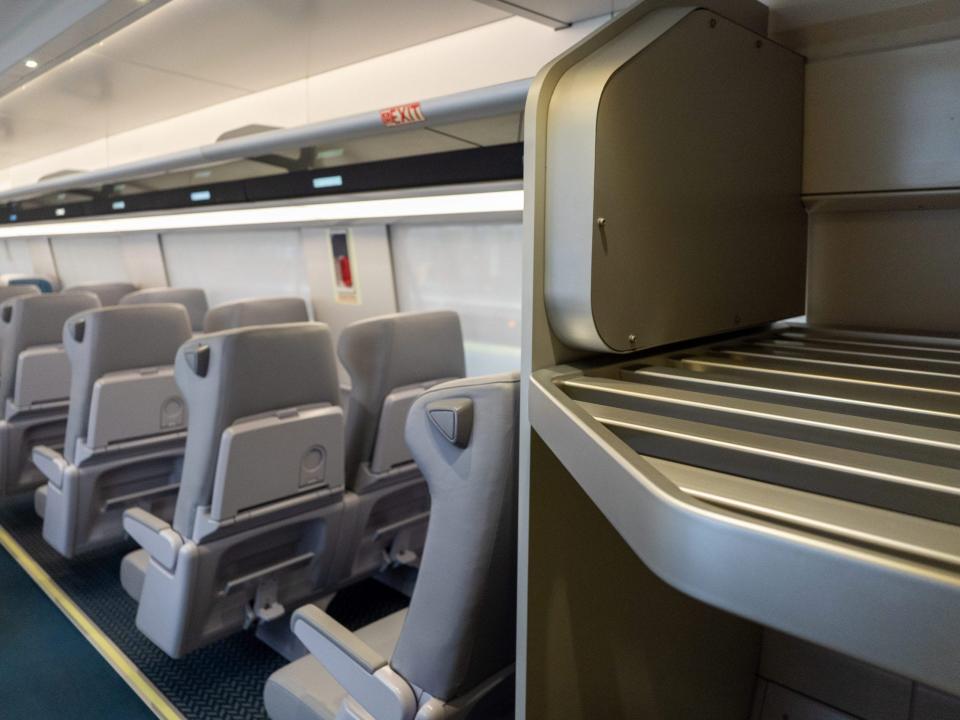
[120,549,149,601]
[264,609,407,720]
[34,484,47,518]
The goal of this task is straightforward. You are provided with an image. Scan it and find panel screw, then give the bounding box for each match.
[628,334,637,345]
[596,217,606,228]
[755,39,763,49]
[709,18,717,28]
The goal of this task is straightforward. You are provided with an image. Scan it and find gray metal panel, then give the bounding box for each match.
[529,367,960,696]
[86,368,186,449]
[806,209,960,336]
[759,683,856,720]
[544,8,805,353]
[210,405,344,522]
[13,345,70,408]
[759,630,912,720]
[803,39,960,194]
[369,384,426,474]
[913,685,960,720]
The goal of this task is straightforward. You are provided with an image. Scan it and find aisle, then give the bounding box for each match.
[0,540,155,719]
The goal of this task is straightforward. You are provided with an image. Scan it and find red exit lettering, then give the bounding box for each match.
[380,101,426,127]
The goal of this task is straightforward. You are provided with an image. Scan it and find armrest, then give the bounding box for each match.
[123,507,183,572]
[32,446,68,488]
[292,605,416,720]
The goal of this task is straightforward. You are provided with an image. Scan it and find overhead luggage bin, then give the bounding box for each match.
[520,0,960,715]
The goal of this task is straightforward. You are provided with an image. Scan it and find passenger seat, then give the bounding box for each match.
[0,292,100,496]
[34,304,193,557]
[0,285,39,303]
[203,296,309,332]
[64,282,137,306]
[120,287,209,333]
[120,322,346,657]
[264,373,519,720]
[329,310,465,581]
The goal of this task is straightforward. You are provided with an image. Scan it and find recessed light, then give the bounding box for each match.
[24,59,38,69]
[312,175,344,190]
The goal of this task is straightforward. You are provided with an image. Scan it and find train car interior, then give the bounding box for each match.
[0,1,958,719]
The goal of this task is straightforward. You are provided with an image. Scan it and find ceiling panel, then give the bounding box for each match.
[94,0,508,92]
[474,0,617,25]
[0,0,170,96]
[765,0,934,33]
[0,0,513,173]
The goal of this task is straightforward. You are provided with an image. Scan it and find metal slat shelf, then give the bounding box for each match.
[531,323,960,693]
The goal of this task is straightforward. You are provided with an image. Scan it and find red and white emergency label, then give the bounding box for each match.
[380,102,426,127]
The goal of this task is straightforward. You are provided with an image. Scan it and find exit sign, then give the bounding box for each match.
[380,101,426,127]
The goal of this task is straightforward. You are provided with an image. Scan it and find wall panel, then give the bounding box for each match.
[301,225,398,385]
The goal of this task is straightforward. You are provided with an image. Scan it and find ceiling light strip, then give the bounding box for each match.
[0,190,523,238]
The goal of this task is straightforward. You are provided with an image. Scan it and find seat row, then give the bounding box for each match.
[0,282,519,719]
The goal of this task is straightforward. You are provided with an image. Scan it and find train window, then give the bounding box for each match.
[391,222,521,376]
[50,236,132,287]
[161,228,312,309]
[1,239,37,277]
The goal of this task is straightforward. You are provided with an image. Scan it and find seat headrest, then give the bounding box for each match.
[0,292,101,402]
[392,372,520,700]
[63,303,193,462]
[64,282,138,307]
[171,322,340,536]
[202,296,309,333]
[120,287,209,332]
[0,285,39,302]
[338,310,465,479]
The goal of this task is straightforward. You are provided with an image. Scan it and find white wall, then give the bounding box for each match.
[391,222,522,376]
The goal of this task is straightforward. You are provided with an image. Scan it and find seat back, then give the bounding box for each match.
[1,275,55,293]
[120,287,209,332]
[202,296,309,333]
[64,282,137,306]
[172,322,341,537]
[391,373,520,701]
[0,285,39,302]
[0,286,38,360]
[0,292,101,407]
[62,304,192,463]
[338,311,465,485]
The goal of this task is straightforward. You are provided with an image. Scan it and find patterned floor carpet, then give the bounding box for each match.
[0,494,409,719]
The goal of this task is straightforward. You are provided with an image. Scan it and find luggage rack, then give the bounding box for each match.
[529,322,960,694]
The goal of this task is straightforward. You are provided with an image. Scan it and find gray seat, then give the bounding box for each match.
[265,373,520,720]
[203,296,309,332]
[0,275,56,293]
[64,282,137,307]
[0,292,100,497]
[34,304,193,557]
[120,322,347,658]
[0,285,39,302]
[120,287,209,332]
[329,310,465,581]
